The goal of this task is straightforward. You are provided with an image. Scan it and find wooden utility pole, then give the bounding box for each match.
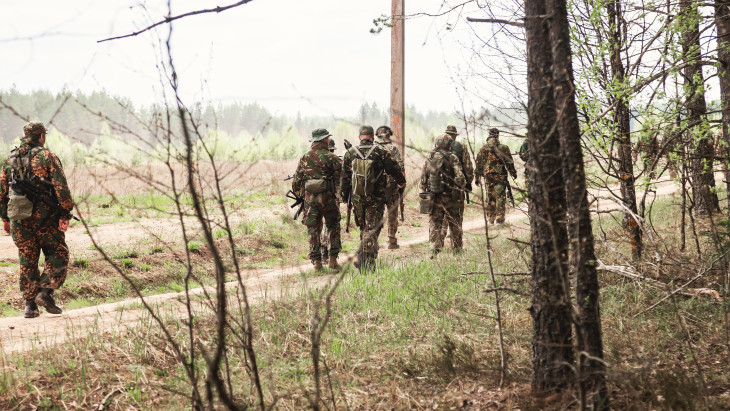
[391,0,405,158]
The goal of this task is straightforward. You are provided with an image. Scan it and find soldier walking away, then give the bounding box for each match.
[320,139,337,261]
[420,134,466,258]
[518,139,530,197]
[0,122,75,318]
[375,125,406,250]
[442,125,474,244]
[341,125,406,270]
[475,128,517,225]
[292,129,342,271]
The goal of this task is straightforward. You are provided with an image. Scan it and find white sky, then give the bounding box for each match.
[0,0,489,117]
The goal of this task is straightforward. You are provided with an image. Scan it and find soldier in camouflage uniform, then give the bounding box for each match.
[0,122,74,318]
[375,125,406,249]
[518,139,530,197]
[441,125,474,245]
[292,128,342,271]
[341,125,406,270]
[320,139,337,261]
[635,134,659,179]
[475,128,517,224]
[420,134,466,257]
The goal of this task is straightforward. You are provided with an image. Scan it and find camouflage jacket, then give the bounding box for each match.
[376,139,405,198]
[518,140,529,163]
[450,139,474,187]
[475,142,517,179]
[292,140,342,199]
[0,137,75,222]
[341,138,406,203]
[419,148,466,195]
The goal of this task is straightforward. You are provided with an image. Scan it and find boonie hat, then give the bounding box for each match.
[310,128,333,142]
[445,125,459,136]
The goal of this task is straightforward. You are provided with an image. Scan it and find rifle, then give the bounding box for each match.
[343,139,354,233]
[284,175,295,181]
[285,190,306,220]
[10,179,79,221]
[504,176,515,207]
[399,192,405,222]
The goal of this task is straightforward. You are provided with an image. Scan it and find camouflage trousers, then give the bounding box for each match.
[353,198,386,268]
[430,195,462,252]
[385,191,400,243]
[485,175,507,223]
[12,219,69,301]
[303,194,341,263]
[439,191,465,248]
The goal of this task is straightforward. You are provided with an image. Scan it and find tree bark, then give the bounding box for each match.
[606,0,642,260]
[715,1,730,216]
[548,0,607,407]
[524,0,574,393]
[681,0,720,216]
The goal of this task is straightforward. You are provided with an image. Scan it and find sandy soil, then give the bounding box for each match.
[0,177,683,354]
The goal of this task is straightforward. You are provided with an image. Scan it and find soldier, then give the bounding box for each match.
[420,134,466,257]
[442,125,474,245]
[518,139,530,197]
[320,138,337,261]
[636,133,659,179]
[375,125,405,249]
[0,122,74,318]
[475,128,517,225]
[341,125,406,270]
[292,128,342,271]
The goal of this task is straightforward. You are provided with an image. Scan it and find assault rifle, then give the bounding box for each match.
[504,176,515,207]
[284,175,295,181]
[10,179,79,221]
[343,139,353,233]
[285,190,306,220]
[400,193,405,222]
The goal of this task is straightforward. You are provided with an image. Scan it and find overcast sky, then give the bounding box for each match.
[0,0,493,117]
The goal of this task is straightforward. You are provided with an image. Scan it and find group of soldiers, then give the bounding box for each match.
[291,124,519,270]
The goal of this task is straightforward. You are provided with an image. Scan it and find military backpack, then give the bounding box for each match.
[6,147,45,221]
[351,145,382,196]
[427,150,454,194]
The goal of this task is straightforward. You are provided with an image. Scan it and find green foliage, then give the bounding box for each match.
[120,259,134,269]
[187,241,202,253]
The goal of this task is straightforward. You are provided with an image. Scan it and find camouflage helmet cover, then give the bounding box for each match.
[489,128,500,137]
[23,121,47,137]
[310,128,332,142]
[435,134,452,149]
[376,125,392,142]
[444,125,459,136]
[359,125,374,137]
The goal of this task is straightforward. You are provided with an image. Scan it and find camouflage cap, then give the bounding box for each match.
[376,125,392,142]
[23,121,47,137]
[359,125,374,136]
[435,134,452,149]
[445,125,459,136]
[310,128,332,142]
[489,128,500,137]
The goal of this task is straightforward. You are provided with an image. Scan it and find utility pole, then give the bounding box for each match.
[390,0,405,158]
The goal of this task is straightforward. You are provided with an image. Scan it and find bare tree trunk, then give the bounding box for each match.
[715,1,730,216]
[548,0,607,407]
[525,0,574,393]
[681,0,720,216]
[606,0,642,260]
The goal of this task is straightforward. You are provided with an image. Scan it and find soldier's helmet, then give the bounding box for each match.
[23,121,47,138]
[310,128,333,142]
[435,134,452,150]
[445,125,459,136]
[376,125,393,142]
[359,125,374,138]
[489,128,500,138]
[328,139,336,152]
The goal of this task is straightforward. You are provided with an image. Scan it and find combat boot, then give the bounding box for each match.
[35,288,62,314]
[388,238,400,250]
[24,300,39,318]
[328,255,341,270]
[313,260,324,271]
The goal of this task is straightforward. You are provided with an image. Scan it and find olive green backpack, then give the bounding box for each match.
[6,147,43,221]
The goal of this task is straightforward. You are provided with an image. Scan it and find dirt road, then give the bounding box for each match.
[0,178,682,354]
